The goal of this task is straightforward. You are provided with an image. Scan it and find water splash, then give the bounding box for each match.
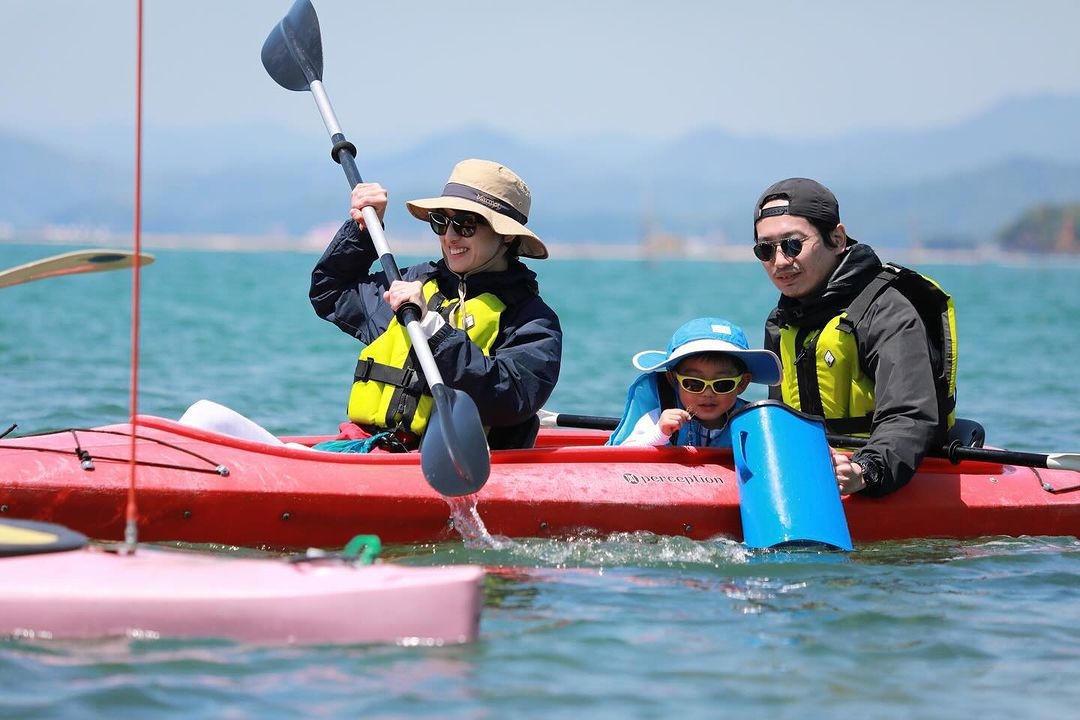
[445,495,511,550]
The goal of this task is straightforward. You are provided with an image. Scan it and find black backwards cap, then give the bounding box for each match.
[753,178,854,245]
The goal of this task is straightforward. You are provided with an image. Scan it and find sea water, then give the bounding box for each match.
[2,244,1079,719]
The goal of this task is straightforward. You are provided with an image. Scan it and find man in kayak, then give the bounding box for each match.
[753,177,951,496]
[607,317,781,447]
[310,159,562,451]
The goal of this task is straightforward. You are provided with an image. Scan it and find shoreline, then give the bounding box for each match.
[2,232,1073,266]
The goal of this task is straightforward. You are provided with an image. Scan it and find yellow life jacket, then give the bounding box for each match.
[779,263,958,439]
[347,279,505,435]
[778,318,876,431]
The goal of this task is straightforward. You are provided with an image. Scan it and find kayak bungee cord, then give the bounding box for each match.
[0,427,230,476]
[70,429,94,470]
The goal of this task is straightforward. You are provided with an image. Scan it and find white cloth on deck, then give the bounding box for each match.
[179,399,300,447]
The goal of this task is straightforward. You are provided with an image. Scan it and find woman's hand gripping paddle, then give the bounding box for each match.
[261,0,489,496]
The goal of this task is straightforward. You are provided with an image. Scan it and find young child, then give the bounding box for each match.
[608,317,781,447]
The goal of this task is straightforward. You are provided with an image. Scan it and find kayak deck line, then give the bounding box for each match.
[0,427,230,476]
[0,414,1020,474]
[1036,468,1080,494]
[2,414,1078,548]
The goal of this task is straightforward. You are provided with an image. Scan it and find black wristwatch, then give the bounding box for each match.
[858,457,882,491]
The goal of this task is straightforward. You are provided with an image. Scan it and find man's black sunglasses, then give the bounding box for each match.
[753,236,805,262]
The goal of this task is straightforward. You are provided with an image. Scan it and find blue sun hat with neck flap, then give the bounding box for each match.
[632,317,781,385]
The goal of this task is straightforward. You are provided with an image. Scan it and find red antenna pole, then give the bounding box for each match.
[124,0,145,553]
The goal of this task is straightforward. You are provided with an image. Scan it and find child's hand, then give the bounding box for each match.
[658,408,693,437]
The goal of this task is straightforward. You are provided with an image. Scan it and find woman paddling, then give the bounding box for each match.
[309,159,563,451]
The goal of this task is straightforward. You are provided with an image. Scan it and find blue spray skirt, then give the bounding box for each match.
[730,400,853,551]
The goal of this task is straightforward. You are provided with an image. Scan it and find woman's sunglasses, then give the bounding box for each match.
[428,211,483,238]
[673,373,743,395]
[752,236,804,262]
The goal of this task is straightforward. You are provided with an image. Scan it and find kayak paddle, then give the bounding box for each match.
[261,0,490,497]
[825,433,1080,473]
[537,408,621,432]
[0,517,89,557]
[0,250,155,289]
[537,408,1080,472]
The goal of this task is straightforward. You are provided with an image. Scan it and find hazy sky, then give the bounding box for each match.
[3,0,1080,150]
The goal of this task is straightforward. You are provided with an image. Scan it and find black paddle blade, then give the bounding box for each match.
[1,518,88,558]
[261,0,324,91]
[421,385,491,496]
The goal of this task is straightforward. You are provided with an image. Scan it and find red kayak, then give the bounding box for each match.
[1,414,1078,548]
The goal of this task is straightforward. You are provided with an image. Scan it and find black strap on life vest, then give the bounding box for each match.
[836,267,898,336]
[353,355,428,428]
[835,263,955,440]
[353,357,423,391]
[824,414,874,435]
[793,327,825,417]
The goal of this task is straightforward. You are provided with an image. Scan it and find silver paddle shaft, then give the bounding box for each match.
[308,79,447,389]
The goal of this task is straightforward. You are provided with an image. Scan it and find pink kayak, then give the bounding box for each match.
[1,519,483,645]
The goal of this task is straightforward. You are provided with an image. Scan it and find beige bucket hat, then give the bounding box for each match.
[405,159,548,260]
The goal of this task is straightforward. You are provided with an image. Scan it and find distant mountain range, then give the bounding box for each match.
[3,93,1080,249]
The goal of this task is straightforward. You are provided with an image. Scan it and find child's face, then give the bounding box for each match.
[668,356,751,425]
